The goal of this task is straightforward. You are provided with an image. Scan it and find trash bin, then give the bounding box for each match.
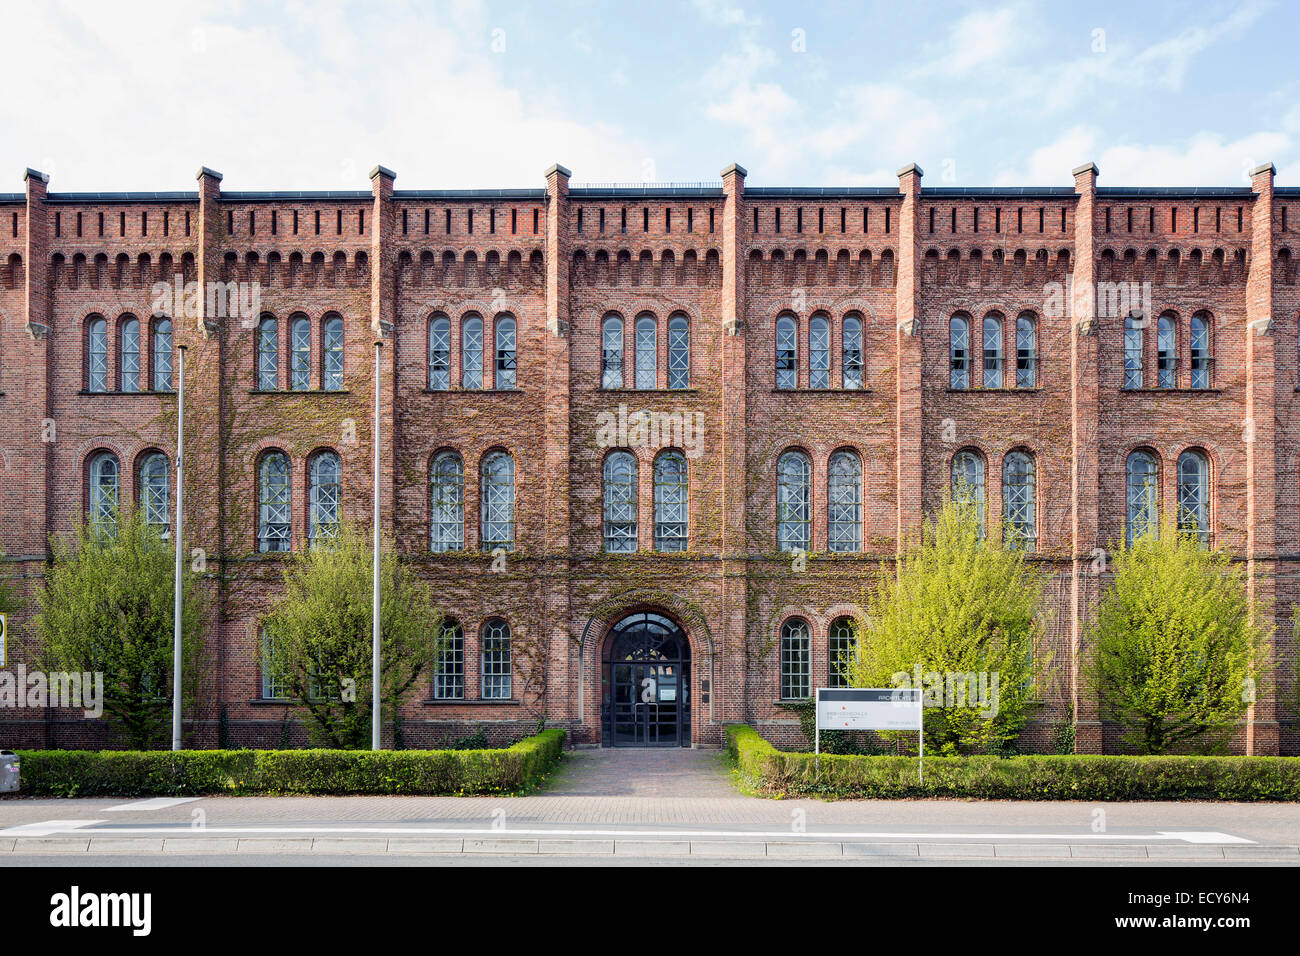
[0,751,18,793]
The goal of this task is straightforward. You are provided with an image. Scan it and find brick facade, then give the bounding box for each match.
[0,160,1297,753]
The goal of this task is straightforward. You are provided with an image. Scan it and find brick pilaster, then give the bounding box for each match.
[894,164,923,550]
[22,170,52,565]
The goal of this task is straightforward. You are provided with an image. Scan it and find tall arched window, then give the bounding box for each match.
[494,315,516,389]
[1124,314,1144,388]
[1157,314,1176,388]
[119,316,140,393]
[602,451,638,553]
[827,450,862,553]
[949,314,970,389]
[428,315,451,390]
[1177,450,1210,547]
[88,451,120,533]
[982,314,1003,388]
[481,619,512,699]
[828,617,855,688]
[308,451,341,545]
[601,315,624,389]
[290,315,311,390]
[432,618,464,700]
[667,314,690,389]
[779,618,811,700]
[1190,313,1211,389]
[430,451,464,552]
[138,452,170,538]
[257,315,279,390]
[634,314,657,388]
[480,451,515,551]
[775,315,798,389]
[809,314,830,388]
[777,450,811,552]
[842,314,863,390]
[1126,450,1159,546]
[258,451,291,552]
[654,451,688,552]
[87,317,108,392]
[1015,313,1036,388]
[152,317,173,391]
[461,314,484,389]
[1002,451,1036,549]
[322,315,344,390]
[952,450,986,539]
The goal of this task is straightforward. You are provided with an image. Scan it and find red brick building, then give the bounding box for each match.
[0,160,1296,753]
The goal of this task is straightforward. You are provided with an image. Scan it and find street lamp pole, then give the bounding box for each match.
[171,343,186,752]
[372,326,390,750]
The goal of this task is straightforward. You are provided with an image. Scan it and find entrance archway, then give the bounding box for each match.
[601,611,691,747]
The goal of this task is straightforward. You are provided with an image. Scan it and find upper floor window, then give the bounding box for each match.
[667,314,690,389]
[494,315,517,389]
[949,315,970,389]
[308,451,341,546]
[1190,313,1211,389]
[828,617,854,688]
[87,317,108,393]
[481,619,512,699]
[119,317,141,393]
[601,315,624,389]
[462,314,484,389]
[138,452,170,538]
[842,315,863,390]
[777,450,811,553]
[1124,314,1144,389]
[634,314,657,388]
[775,315,797,389]
[1176,450,1210,547]
[1002,451,1036,550]
[603,451,638,553]
[152,318,173,392]
[952,450,985,539]
[430,451,464,552]
[323,315,344,390]
[432,619,464,700]
[1157,314,1176,389]
[257,315,278,390]
[1015,313,1036,388]
[1125,450,1159,546]
[429,315,451,390]
[982,314,1003,388]
[779,618,811,700]
[88,451,120,534]
[290,315,311,391]
[654,451,688,552]
[827,450,862,553]
[809,314,830,388]
[481,451,515,551]
[258,451,291,553]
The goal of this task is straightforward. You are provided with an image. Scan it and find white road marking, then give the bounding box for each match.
[105,797,201,812]
[0,819,105,836]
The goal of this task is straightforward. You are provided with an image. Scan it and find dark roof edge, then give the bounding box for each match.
[747,187,898,198]
[395,188,546,199]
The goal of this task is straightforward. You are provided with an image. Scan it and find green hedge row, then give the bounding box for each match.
[726,725,1300,801]
[15,729,566,797]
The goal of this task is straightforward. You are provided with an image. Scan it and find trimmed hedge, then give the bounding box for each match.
[726,724,1300,801]
[15,729,565,797]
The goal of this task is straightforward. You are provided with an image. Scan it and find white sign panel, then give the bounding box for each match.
[816,687,922,731]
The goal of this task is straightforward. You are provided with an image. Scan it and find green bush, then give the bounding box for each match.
[726,724,1300,801]
[15,729,565,797]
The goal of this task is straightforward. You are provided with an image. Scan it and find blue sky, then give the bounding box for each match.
[1,0,1295,191]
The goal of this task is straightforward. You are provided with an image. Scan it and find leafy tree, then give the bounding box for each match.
[261,523,446,749]
[34,510,203,749]
[1086,521,1271,754]
[847,496,1048,755]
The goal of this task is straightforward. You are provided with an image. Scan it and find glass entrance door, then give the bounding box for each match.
[602,612,692,747]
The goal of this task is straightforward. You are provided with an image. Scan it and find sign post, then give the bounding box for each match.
[815,687,924,782]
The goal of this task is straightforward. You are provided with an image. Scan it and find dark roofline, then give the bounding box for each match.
[222,190,370,202]
[569,186,723,199]
[45,191,199,203]
[747,187,898,198]
[1097,186,1255,198]
[922,187,1076,198]
[0,193,22,204]
[394,188,546,200]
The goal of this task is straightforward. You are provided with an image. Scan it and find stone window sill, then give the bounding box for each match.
[945,387,1042,394]
[250,389,351,395]
[772,388,872,394]
[1121,387,1221,395]
[78,389,174,397]
[595,387,701,394]
[422,698,520,707]
[421,387,523,394]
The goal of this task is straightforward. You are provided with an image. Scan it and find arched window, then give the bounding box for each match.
[982,314,1003,388]
[494,315,516,389]
[779,618,811,700]
[88,451,120,533]
[828,617,855,688]
[430,451,464,552]
[777,450,812,552]
[1015,313,1036,388]
[1157,314,1176,388]
[119,316,140,393]
[949,315,969,389]
[1177,450,1210,547]
[1190,313,1211,389]
[290,315,311,390]
[461,314,484,389]
[481,619,512,699]
[323,315,344,390]
[654,451,688,552]
[138,452,170,538]
[1002,451,1036,549]
[809,314,830,388]
[152,318,173,392]
[634,314,657,388]
[602,451,638,553]
[308,451,341,545]
[842,315,863,390]
[667,314,690,389]
[257,315,279,390]
[1126,450,1159,546]
[428,315,450,390]
[87,317,108,392]
[601,315,624,389]
[827,450,862,553]
[480,451,515,551]
[775,315,798,389]
[258,452,291,552]
[432,618,464,700]
[1124,314,1144,388]
[952,450,986,539]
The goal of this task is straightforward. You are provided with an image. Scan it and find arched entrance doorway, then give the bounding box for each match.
[601,611,691,747]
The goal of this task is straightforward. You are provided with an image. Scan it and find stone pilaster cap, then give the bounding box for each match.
[369,165,397,181]
[24,168,50,184]
[1072,162,1099,177]
[544,163,572,179]
[195,166,223,182]
[896,163,923,178]
[720,163,748,178]
[1249,162,1276,178]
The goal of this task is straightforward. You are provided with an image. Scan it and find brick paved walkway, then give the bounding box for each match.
[543,748,735,797]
